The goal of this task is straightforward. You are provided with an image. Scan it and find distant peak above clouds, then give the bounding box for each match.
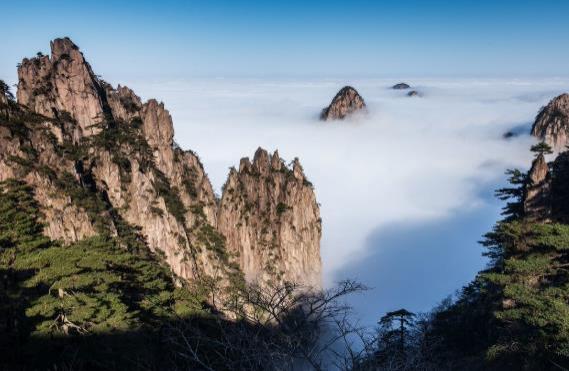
[392,82,411,90]
[320,86,366,121]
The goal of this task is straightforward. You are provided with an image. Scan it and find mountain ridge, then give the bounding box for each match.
[2,37,322,288]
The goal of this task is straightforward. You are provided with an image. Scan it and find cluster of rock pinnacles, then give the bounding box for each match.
[320,82,420,121]
[3,37,322,289]
[320,84,569,154]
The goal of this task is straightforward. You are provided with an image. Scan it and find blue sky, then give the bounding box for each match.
[3,0,569,81]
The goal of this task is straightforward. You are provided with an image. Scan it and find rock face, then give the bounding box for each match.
[523,154,551,222]
[1,38,322,288]
[392,83,410,90]
[320,86,366,121]
[531,94,569,151]
[17,38,108,137]
[217,149,322,286]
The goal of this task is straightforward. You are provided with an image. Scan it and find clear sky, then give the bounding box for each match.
[3,0,569,81]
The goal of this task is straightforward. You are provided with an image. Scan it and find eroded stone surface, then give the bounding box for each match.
[217,148,322,287]
[3,38,322,288]
[531,94,569,151]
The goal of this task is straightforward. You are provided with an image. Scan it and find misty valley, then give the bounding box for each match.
[3,5,569,370]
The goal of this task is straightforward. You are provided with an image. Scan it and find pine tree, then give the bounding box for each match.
[376,308,416,368]
[0,180,205,368]
[531,142,553,156]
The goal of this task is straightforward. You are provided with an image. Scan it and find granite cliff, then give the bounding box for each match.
[1,38,321,289]
[218,149,321,286]
[531,94,569,151]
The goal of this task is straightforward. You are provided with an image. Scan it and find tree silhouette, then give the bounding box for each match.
[530,142,553,156]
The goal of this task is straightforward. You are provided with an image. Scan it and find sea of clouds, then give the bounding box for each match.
[122,77,569,323]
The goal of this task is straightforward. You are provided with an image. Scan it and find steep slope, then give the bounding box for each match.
[0,180,202,369]
[2,37,321,288]
[320,86,366,121]
[531,94,569,151]
[423,147,569,369]
[523,153,551,221]
[217,149,322,286]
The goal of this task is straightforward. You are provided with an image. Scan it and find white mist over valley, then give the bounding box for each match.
[120,77,568,324]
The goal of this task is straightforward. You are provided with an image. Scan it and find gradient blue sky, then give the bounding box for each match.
[3,0,569,81]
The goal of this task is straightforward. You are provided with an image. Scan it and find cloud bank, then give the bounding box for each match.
[121,78,568,317]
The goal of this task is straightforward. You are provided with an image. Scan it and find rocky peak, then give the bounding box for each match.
[17,37,108,136]
[253,147,271,175]
[217,148,322,287]
[239,157,252,173]
[141,99,174,150]
[105,84,143,122]
[50,37,80,59]
[4,38,322,294]
[271,150,282,171]
[392,82,410,90]
[320,86,366,121]
[292,158,305,180]
[523,154,551,222]
[531,94,569,151]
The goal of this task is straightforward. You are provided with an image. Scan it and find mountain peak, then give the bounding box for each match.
[50,37,80,59]
[531,93,569,150]
[392,82,411,90]
[320,86,366,121]
[17,38,105,136]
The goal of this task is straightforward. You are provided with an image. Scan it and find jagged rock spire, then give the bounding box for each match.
[523,154,551,222]
[320,86,366,121]
[7,38,323,290]
[218,148,322,287]
[17,37,108,136]
[531,94,569,151]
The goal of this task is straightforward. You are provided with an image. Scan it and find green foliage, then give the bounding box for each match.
[0,79,14,101]
[495,168,526,221]
[0,180,207,369]
[531,142,553,156]
[551,151,569,223]
[276,202,290,215]
[152,168,187,224]
[181,161,199,197]
[376,309,416,365]
[425,147,569,370]
[87,119,154,183]
[482,220,569,367]
[196,223,229,262]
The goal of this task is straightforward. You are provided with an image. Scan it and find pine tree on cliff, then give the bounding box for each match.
[428,145,569,370]
[531,142,553,156]
[0,180,202,368]
[375,309,416,367]
[0,80,14,101]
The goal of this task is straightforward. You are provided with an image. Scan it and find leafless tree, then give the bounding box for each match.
[161,279,370,370]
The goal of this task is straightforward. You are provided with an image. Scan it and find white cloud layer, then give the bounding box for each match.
[123,77,569,287]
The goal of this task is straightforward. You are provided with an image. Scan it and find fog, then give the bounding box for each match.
[123,77,569,326]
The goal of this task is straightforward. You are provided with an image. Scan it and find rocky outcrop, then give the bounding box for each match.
[2,38,322,289]
[407,90,420,97]
[392,83,410,90]
[320,86,366,121]
[17,38,108,138]
[523,154,551,222]
[217,148,322,287]
[531,94,569,151]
